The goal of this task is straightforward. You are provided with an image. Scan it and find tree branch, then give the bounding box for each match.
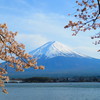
[97,0,100,14]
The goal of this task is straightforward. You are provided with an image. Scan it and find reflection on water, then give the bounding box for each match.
[0,83,100,100]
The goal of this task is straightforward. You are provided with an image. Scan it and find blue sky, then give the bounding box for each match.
[0,0,100,59]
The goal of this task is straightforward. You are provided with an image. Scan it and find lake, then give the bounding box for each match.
[0,82,100,100]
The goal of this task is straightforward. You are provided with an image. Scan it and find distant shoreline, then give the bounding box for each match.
[8,76,100,83]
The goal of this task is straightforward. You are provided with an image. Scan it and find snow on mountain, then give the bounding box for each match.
[29,41,88,58]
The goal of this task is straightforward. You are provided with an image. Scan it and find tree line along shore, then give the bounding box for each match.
[8,76,100,83]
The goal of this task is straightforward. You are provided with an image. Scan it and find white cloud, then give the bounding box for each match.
[73,46,100,58]
[19,13,67,36]
[16,34,49,52]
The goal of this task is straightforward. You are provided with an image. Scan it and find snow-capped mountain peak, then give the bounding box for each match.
[29,41,88,58]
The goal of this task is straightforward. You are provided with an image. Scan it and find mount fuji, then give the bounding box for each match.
[4,41,100,78]
[27,41,100,77]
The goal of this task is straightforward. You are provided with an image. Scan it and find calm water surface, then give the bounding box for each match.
[0,82,100,100]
